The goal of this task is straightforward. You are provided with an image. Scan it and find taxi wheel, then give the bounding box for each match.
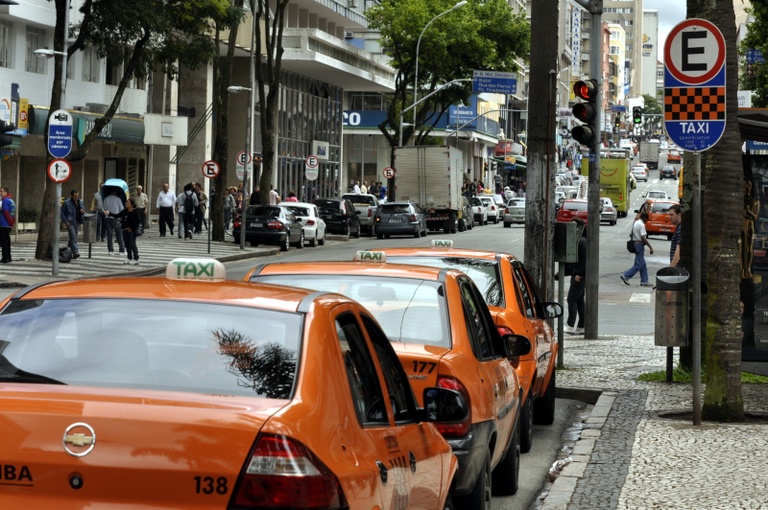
[534,370,556,425]
[442,493,454,510]
[492,410,520,496]
[520,396,534,453]
[458,447,490,510]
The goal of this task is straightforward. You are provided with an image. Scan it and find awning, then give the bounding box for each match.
[28,105,144,145]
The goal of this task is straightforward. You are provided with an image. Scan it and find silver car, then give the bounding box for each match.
[503,198,526,226]
[470,196,489,225]
[279,201,327,247]
[600,197,618,226]
[374,201,427,238]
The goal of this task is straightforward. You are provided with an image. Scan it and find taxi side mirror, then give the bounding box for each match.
[502,333,532,358]
[542,302,564,319]
[420,387,469,423]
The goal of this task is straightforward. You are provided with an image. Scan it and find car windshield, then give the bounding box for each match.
[565,201,588,211]
[383,256,504,308]
[343,194,375,206]
[470,198,483,206]
[254,275,450,347]
[508,199,525,207]
[381,204,411,214]
[248,206,280,218]
[0,298,302,398]
[315,200,340,213]
[285,206,310,217]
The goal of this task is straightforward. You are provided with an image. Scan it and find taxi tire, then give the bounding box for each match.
[458,447,491,510]
[492,412,520,496]
[520,396,534,453]
[534,370,556,425]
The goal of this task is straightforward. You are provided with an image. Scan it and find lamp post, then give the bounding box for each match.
[227,7,257,250]
[35,3,69,276]
[411,1,467,134]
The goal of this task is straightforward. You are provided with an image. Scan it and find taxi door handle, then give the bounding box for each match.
[377,460,388,484]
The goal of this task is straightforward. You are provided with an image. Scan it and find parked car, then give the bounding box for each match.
[600,197,618,226]
[233,205,304,251]
[659,165,678,180]
[378,242,563,453]
[246,257,530,505]
[556,198,590,224]
[278,201,327,247]
[631,166,648,182]
[374,201,427,239]
[638,199,680,239]
[503,198,526,226]
[459,196,474,231]
[470,196,489,225]
[0,258,463,509]
[479,195,501,224]
[314,197,361,238]
[341,193,380,236]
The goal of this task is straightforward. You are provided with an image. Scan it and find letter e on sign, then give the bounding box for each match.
[201,160,221,179]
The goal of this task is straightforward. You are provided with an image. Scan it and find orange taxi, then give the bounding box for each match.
[667,149,682,163]
[638,199,680,239]
[245,254,531,508]
[374,241,562,453]
[0,258,463,509]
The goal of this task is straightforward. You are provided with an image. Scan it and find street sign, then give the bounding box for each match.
[663,19,726,152]
[383,166,396,179]
[236,150,252,166]
[472,70,517,95]
[47,109,73,159]
[47,158,72,183]
[305,155,319,169]
[305,155,319,181]
[201,160,220,179]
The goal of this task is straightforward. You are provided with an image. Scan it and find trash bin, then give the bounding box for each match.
[654,267,690,347]
[82,212,97,244]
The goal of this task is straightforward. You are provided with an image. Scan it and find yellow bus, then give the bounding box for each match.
[581,154,632,217]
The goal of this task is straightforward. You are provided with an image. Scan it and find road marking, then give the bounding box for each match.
[630,293,652,303]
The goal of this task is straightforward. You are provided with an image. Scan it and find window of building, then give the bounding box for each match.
[0,20,13,69]
[25,26,46,74]
[82,46,100,83]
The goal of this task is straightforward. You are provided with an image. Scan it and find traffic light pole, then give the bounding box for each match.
[584,2,602,340]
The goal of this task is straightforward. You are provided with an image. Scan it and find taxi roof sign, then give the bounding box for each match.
[166,258,227,280]
[431,240,454,248]
[354,251,387,262]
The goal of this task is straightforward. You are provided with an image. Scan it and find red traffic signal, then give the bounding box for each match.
[571,79,598,146]
[573,79,598,102]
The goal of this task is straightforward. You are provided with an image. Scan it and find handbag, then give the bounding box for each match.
[626,233,636,253]
[135,223,144,237]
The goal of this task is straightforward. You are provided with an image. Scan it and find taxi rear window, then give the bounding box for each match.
[254,274,451,347]
[0,299,302,398]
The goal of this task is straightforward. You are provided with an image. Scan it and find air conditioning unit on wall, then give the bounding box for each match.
[349,0,358,8]
[344,31,354,39]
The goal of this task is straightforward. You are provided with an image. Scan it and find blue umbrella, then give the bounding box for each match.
[101,178,130,203]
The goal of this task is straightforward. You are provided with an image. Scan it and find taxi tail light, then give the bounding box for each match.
[233,434,348,509]
[435,376,472,437]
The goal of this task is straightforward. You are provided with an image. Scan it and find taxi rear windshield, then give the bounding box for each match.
[0,299,302,398]
[255,275,450,347]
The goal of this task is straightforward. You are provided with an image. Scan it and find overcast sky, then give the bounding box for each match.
[643,0,687,58]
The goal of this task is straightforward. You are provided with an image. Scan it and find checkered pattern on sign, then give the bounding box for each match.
[664,87,725,121]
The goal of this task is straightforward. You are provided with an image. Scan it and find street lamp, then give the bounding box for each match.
[412,1,467,132]
[228,7,257,250]
[399,79,472,147]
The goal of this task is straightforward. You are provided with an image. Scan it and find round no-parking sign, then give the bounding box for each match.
[305,155,319,180]
[47,158,72,183]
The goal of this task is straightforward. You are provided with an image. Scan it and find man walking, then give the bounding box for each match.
[103,188,126,255]
[155,183,176,237]
[0,187,16,263]
[134,185,149,231]
[668,204,682,267]
[565,218,587,335]
[61,189,85,259]
[178,183,198,239]
[92,183,105,241]
[621,211,654,286]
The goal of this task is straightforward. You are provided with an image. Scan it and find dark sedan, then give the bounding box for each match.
[232,205,304,251]
[314,197,361,237]
[374,201,428,239]
[659,165,678,180]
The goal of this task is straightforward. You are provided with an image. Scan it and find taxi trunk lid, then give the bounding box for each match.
[390,343,449,403]
[0,385,285,507]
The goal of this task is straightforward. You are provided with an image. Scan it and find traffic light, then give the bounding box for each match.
[632,107,643,124]
[570,79,598,146]
[0,120,14,147]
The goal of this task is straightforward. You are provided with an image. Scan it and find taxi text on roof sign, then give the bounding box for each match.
[166,258,227,280]
[354,250,387,262]
[431,240,454,248]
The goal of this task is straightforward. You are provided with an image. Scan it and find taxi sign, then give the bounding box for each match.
[354,250,386,262]
[663,19,726,152]
[431,239,454,248]
[166,258,226,280]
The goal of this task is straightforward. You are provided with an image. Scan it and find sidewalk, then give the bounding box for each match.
[537,334,768,510]
[1,230,279,287]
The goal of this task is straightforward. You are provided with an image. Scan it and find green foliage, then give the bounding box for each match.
[638,366,768,384]
[739,2,768,107]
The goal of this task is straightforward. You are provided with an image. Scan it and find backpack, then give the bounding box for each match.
[59,246,73,263]
[184,192,195,214]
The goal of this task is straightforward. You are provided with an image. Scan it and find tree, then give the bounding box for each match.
[37,0,235,260]
[640,94,662,137]
[739,1,768,107]
[366,0,530,150]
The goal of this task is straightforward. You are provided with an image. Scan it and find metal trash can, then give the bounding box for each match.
[82,212,97,243]
[654,267,690,347]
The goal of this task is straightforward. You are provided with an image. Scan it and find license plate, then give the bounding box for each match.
[388,218,401,223]
[249,222,262,228]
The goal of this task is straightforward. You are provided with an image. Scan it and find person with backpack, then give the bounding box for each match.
[0,187,16,263]
[178,183,198,239]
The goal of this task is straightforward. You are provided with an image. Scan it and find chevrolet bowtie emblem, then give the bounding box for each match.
[63,423,97,457]
[64,433,94,447]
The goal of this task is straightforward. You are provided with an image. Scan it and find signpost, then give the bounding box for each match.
[47,109,73,159]
[236,150,251,181]
[47,109,74,277]
[663,18,726,426]
[47,158,72,183]
[472,70,517,95]
[305,155,319,181]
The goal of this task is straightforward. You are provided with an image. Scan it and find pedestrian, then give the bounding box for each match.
[103,189,126,255]
[249,185,261,206]
[621,211,654,286]
[178,183,198,239]
[368,181,379,198]
[378,181,387,201]
[194,182,208,234]
[91,183,106,241]
[668,203,682,267]
[155,183,176,237]
[0,187,16,263]
[113,197,141,265]
[353,180,361,194]
[360,180,368,194]
[61,189,85,259]
[565,218,587,335]
[268,185,281,205]
[285,191,299,202]
[134,185,149,231]
[223,187,236,232]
